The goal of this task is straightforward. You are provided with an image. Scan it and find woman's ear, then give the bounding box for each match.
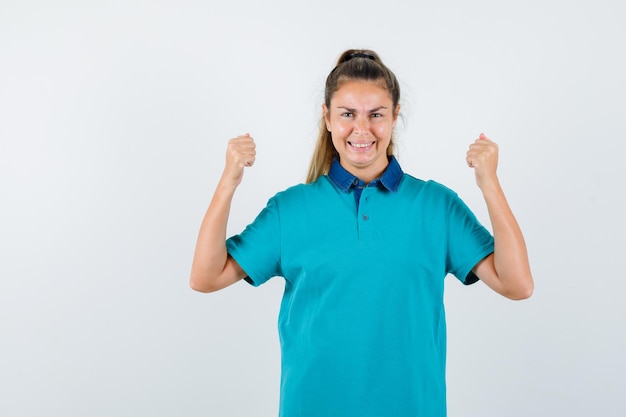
[322,104,331,132]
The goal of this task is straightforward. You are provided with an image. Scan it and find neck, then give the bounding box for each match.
[342,160,389,183]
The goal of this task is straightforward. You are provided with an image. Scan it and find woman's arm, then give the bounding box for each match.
[467,133,534,300]
[189,134,256,293]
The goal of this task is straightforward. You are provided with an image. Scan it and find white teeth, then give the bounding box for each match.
[351,142,374,148]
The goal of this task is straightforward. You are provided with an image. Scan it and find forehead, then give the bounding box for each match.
[331,79,392,105]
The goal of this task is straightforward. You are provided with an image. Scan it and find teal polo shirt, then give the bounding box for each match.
[226,157,494,417]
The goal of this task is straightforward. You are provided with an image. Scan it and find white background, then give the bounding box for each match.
[1,0,625,416]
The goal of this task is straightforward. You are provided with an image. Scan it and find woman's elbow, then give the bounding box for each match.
[189,272,220,293]
[504,276,534,300]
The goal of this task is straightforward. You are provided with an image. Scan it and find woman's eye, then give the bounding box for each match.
[371,113,382,118]
[341,112,353,117]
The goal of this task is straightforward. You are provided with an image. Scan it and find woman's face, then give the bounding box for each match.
[323,80,399,182]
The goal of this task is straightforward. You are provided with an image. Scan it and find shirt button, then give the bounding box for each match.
[362,214,369,221]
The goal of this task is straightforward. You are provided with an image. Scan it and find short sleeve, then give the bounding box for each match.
[225,196,282,286]
[445,193,494,285]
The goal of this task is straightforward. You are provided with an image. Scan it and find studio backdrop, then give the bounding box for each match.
[1,1,624,416]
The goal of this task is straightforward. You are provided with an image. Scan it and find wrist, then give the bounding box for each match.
[478,177,502,196]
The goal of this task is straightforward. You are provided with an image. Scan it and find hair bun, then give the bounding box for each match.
[344,52,376,61]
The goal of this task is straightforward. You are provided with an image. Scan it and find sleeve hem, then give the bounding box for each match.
[458,245,494,285]
[226,241,265,287]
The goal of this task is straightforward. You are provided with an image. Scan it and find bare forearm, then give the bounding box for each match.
[481,180,533,299]
[189,135,256,292]
[467,134,533,299]
[190,179,238,291]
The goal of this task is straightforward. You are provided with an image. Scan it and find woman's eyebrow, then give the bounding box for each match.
[335,106,388,112]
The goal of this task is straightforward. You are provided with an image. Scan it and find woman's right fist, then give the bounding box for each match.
[223,133,256,185]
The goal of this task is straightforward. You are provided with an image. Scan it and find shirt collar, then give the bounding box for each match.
[328,156,403,192]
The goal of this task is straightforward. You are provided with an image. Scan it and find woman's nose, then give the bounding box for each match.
[354,116,369,134]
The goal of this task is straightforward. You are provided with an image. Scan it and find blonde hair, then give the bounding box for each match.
[306,49,401,183]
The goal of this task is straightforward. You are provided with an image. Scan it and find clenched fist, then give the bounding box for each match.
[223,133,256,187]
[466,133,499,189]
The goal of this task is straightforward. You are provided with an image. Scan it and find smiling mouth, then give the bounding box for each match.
[348,141,375,149]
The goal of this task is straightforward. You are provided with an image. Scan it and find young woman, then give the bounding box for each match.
[190,49,533,417]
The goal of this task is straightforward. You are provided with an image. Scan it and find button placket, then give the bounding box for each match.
[360,189,368,220]
[357,188,374,245]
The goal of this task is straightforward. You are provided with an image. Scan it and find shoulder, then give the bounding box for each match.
[399,173,459,200]
[269,176,334,206]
